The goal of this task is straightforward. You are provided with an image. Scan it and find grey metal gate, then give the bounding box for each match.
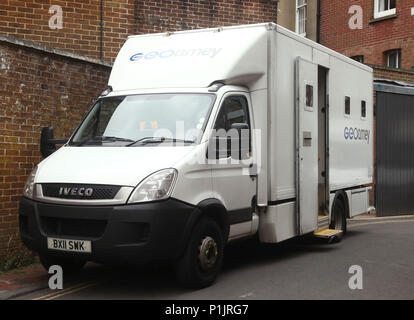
[376,85,414,217]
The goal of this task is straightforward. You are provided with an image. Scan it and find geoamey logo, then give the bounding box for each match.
[344,127,370,143]
[129,48,222,62]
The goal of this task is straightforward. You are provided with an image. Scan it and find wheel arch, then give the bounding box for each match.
[196,198,229,241]
[331,190,350,221]
[177,198,229,259]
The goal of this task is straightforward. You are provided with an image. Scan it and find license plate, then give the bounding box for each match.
[47,237,92,253]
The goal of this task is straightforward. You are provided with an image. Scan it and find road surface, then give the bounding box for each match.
[13,215,414,300]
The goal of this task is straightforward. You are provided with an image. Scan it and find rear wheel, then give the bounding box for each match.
[39,253,86,275]
[329,195,347,241]
[174,216,224,289]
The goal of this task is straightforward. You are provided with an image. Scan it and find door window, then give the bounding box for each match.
[214,96,250,130]
[211,95,251,159]
[345,96,351,116]
[306,84,314,108]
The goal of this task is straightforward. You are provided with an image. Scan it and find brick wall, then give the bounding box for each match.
[0,0,135,62]
[0,38,111,258]
[135,0,278,34]
[0,1,278,63]
[320,0,414,71]
[372,64,414,83]
[0,0,279,261]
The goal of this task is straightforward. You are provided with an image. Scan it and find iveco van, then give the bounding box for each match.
[19,23,373,288]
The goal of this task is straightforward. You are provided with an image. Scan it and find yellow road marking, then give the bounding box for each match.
[32,281,100,300]
[353,214,414,221]
[45,281,102,300]
[349,219,414,228]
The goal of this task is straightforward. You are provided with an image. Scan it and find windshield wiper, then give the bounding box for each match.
[76,136,134,146]
[126,137,195,147]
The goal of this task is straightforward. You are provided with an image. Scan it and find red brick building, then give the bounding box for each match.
[0,0,279,63]
[320,0,414,216]
[320,0,414,72]
[0,1,279,263]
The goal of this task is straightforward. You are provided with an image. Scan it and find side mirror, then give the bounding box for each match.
[40,126,68,158]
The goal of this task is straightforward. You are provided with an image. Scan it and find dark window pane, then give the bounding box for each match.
[351,55,364,63]
[388,52,397,67]
[386,49,401,69]
[214,107,226,131]
[221,96,249,130]
[345,96,351,115]
[212,96,251,158]
[361,100,366,118]
[306,84,313,107]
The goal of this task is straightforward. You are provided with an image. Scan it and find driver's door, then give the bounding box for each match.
[210,93,257,232]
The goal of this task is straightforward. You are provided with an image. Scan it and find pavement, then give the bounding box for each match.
[2,212,414,300]
[0,263,48,300]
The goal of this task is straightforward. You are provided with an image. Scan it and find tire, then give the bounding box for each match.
[39,253,86,275]
[174,216,224,289]
[329,195,347,241]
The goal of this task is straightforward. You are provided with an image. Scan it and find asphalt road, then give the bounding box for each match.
[14,216,414,300]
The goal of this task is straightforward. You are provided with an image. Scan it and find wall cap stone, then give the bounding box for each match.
[0,34,113,68]
[368,64,414,75]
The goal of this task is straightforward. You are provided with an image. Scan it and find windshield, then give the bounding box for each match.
[70,93,215,146]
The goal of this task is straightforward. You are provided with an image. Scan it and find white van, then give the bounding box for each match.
[19,23,373,288]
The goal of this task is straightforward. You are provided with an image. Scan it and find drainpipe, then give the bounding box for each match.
[316,0,321,43]
[100,0,103,60]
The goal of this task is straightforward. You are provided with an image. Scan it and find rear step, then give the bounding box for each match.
[313,228,343,243]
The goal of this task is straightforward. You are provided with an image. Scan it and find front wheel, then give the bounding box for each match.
[174,216,224,289]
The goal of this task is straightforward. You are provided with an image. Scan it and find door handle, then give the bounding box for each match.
[303,131,312,147]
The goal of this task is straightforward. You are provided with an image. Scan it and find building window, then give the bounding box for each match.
[296,0,307,36]
[385,49,401,68]
[351,55,364,63]
[345,96,351,116]
[374,0,396,19]
[361,100,366,118]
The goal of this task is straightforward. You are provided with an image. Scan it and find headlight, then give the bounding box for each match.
[128,169,177,203]
[23,166,38,199]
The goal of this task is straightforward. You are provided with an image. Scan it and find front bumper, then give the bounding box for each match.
[19,197,201,264]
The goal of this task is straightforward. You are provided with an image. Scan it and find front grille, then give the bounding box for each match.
[40,217,150,243]
[41,183,121,200]
[40,216,107,239]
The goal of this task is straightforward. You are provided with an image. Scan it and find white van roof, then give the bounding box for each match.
[108,22,372,92]
[108,23,270,91]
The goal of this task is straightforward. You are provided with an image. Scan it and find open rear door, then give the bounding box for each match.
[295,57,319,235]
